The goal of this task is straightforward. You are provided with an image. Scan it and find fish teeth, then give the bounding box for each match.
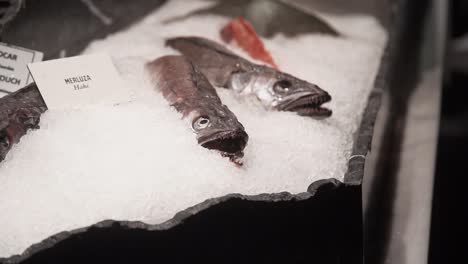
[283,94,330,111]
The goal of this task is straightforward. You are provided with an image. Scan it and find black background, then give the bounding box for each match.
[430,0,468,263]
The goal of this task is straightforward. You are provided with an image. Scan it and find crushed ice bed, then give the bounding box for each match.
[0,0,387,258]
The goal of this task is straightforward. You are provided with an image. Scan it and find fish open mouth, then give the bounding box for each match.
[280,93,332,118]
[199,130,248,165]
[0,130,11,162]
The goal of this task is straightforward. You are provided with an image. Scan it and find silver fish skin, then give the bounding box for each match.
[146,55,248,165]
[166,36,332,118]
[0,83,47,163]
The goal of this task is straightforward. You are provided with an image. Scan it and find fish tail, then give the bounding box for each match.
[165,36,188,49]
[164,37,176,47]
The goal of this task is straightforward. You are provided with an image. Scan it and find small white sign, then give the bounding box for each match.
[28,53,130,110]
[0,42,43,96]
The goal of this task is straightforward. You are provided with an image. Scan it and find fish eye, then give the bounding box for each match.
[273,80,292,93]
[192,116,211,130]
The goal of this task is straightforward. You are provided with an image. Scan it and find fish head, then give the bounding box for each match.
[231,66,332,118]
[0,120,11,162]
[0,109,41,162]
[190,104,248,164]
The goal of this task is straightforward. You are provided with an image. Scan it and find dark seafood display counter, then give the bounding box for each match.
[0,0,442,263]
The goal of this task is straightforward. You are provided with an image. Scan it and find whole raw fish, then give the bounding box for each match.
[0,83,47,162]
[146,55,248,165]
[166,36,332,118]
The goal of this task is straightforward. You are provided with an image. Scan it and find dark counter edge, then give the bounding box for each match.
[1,180,349,263]
[0,0,405,262]
[344,0,404,184]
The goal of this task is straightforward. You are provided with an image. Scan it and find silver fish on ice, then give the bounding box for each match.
[166,36,332,118]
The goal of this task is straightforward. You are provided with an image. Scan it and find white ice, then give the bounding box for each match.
[0,0,387,258]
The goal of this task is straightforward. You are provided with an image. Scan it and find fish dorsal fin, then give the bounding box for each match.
[166,36,252,87]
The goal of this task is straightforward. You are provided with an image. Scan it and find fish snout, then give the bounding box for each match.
[0,131,11,161]
[277,88,332,118]
[199,129,248,155]
[299,84,331,102]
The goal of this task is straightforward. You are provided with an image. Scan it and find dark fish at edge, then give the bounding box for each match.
[0,83,47,163]
[166,36,332,118]
[146,55,248,165]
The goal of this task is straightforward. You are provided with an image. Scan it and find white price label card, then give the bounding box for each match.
[0,42,43,96]
[28,53,130,109]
